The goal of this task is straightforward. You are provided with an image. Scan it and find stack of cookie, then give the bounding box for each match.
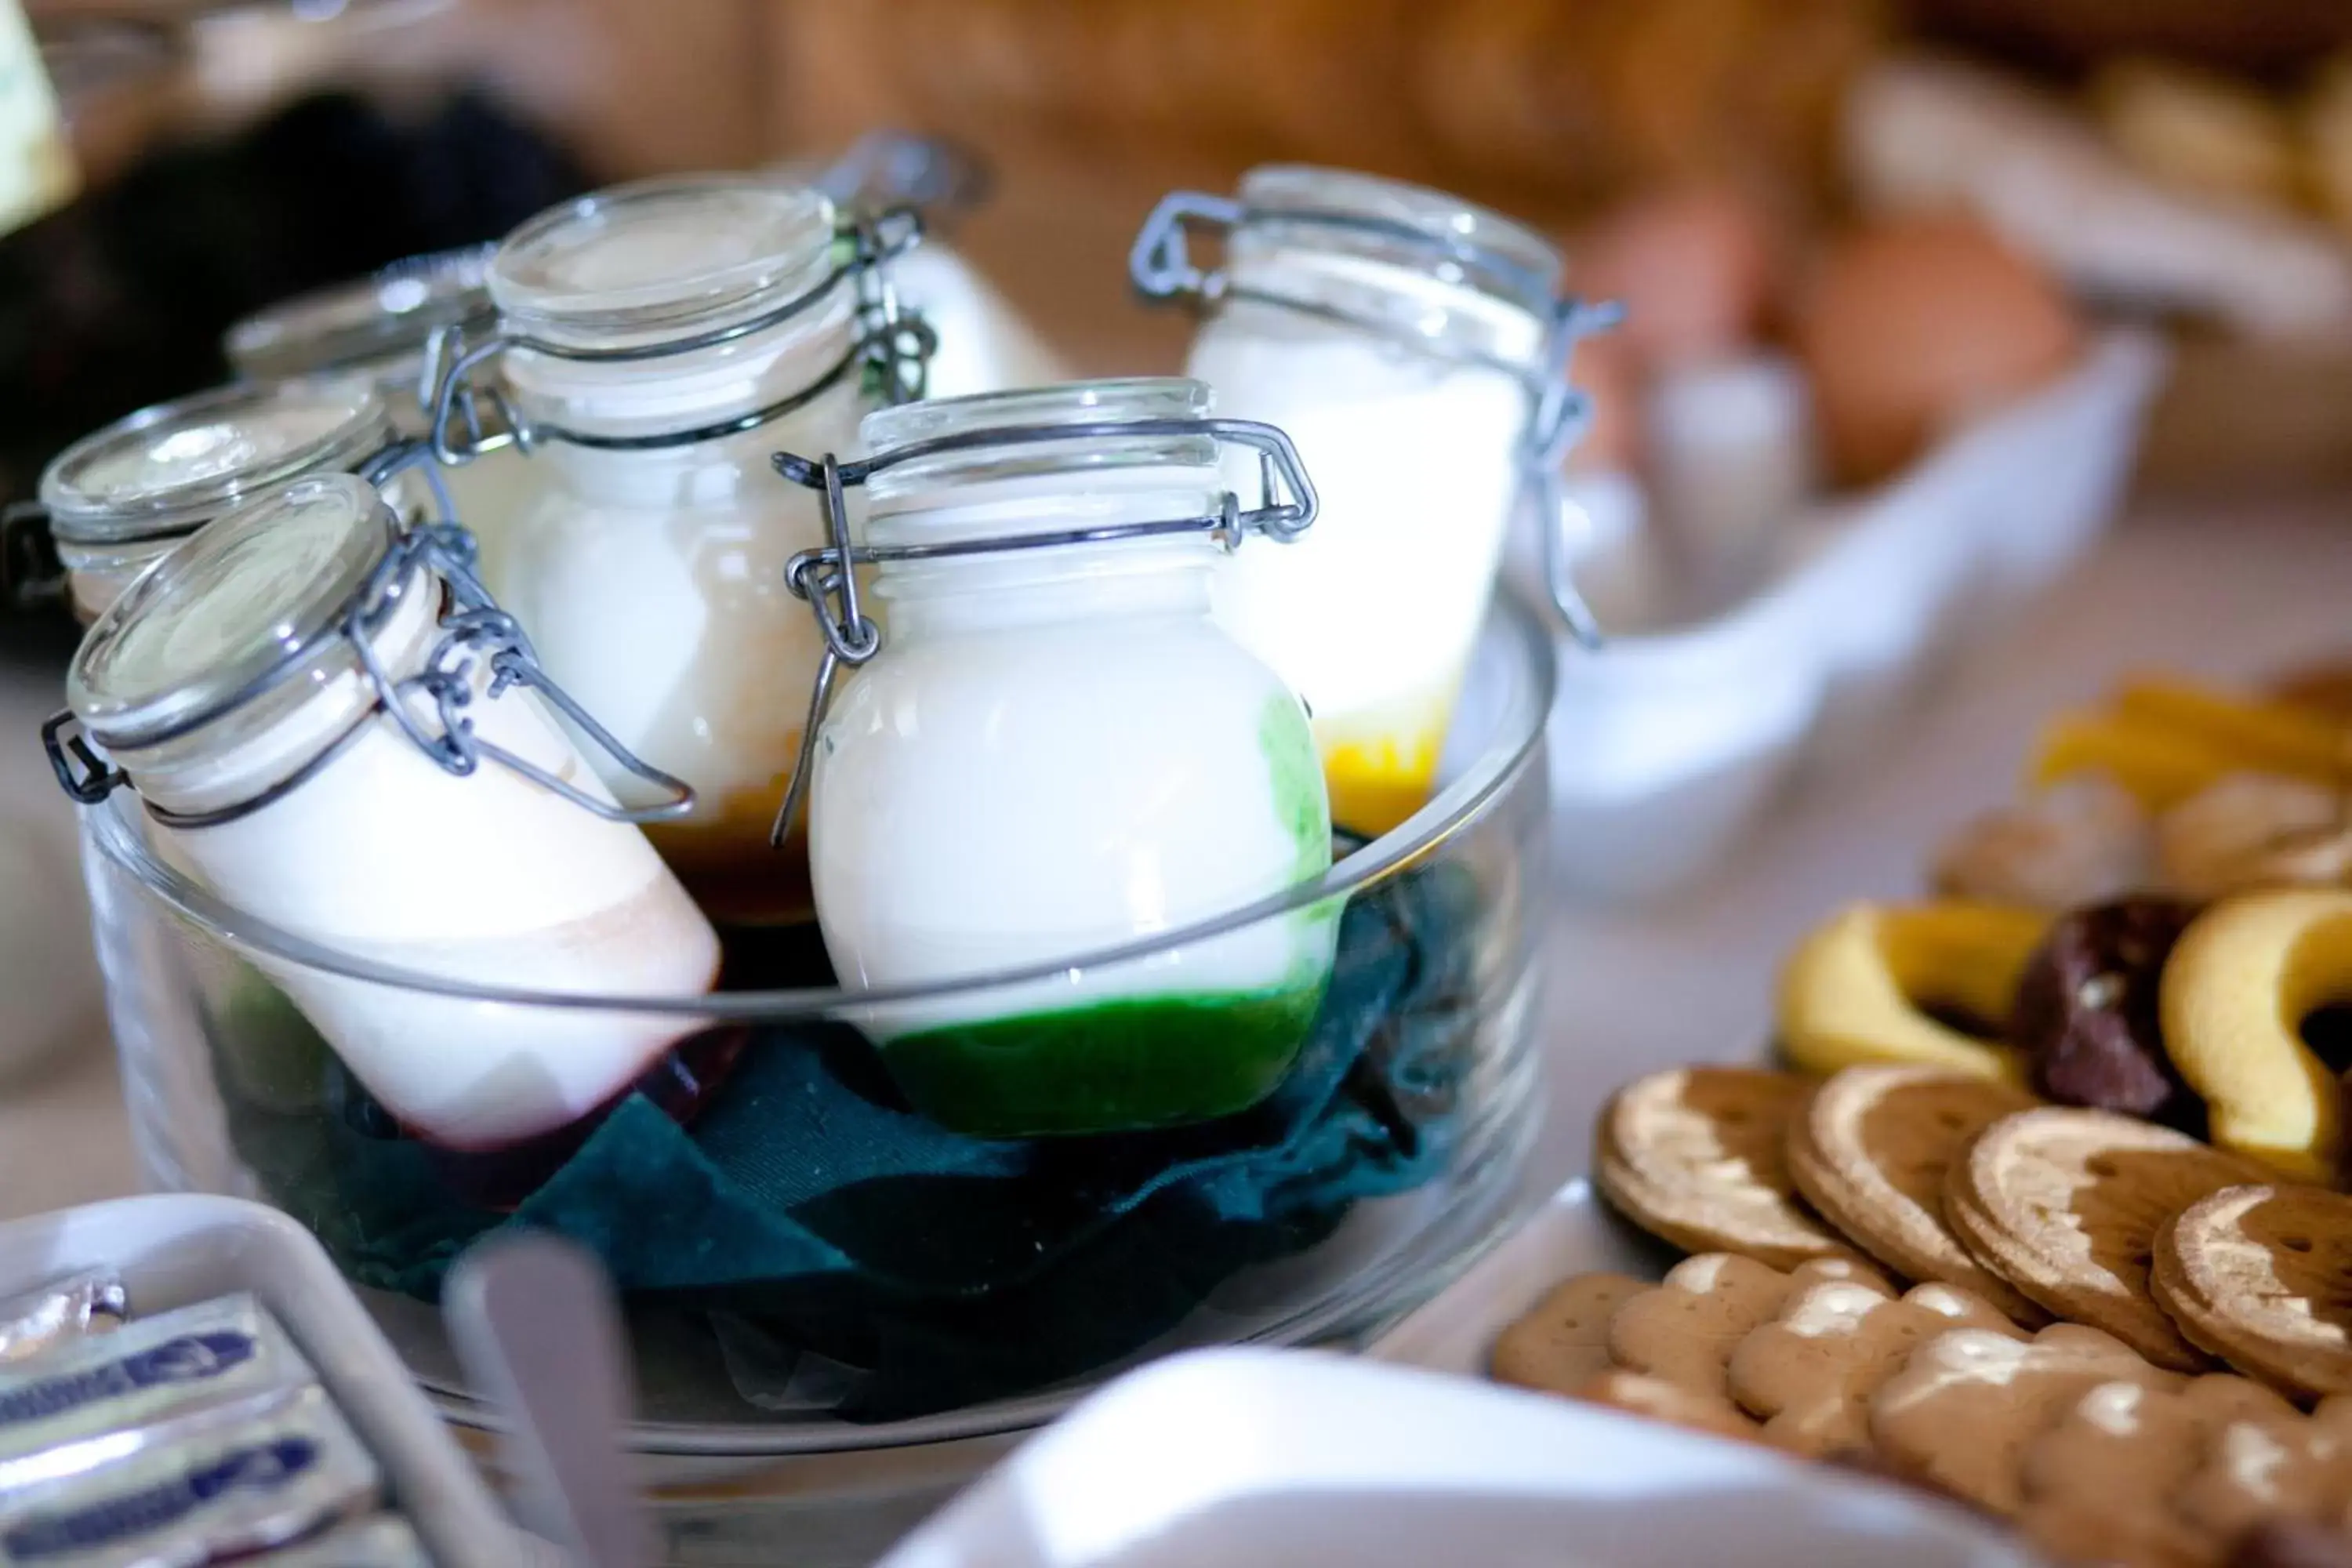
[1492,1063,2352,1568]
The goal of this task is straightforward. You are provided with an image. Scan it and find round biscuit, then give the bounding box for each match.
[1944,1107,2273,1371]
[2153,1184,2352,1402]
[1787,1065,2043,1323]
[1593,1066,1853,1269]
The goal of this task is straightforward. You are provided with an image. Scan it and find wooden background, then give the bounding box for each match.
[32,0,2352,475]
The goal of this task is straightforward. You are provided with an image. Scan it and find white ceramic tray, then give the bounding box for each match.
[0,1193,521,1568]
[1537,329,2167,902]
[876,1346,2035,1568]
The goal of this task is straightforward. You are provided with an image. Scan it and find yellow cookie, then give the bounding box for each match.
[1593,1067,1855,1269]
[1776,902,2042,1082]
[2154,1185,2352,1403]
[1944,1108,2272,1372]
[1787,1065,2045,1323]
[2161,889,2352,1184]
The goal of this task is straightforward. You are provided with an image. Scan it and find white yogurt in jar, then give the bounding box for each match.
[38,379,423,624]
[64,474,720,1149]
[476,176,902,924]
[805,379,1337,1136]
[1154,166,1575,836]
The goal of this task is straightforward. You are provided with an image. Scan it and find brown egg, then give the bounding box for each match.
[1563,328,1646,474]
[1570,184,1777,373]
[1796,216,2082,488]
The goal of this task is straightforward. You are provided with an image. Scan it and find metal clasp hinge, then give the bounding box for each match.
[42,711,125,805]
[1129,191,1246,304]
[423,328,529,469]
[348,524,697,827]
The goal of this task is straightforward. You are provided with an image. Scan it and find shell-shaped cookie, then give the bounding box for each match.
[1728,1279,2022,1459]
[1868,1322,2177,1517]
[1944,1108,2273,1371]
[1607,1254,1884,1396]
[2017,1374,2296,1568]
[2154,1185,2352,1402]
[1593,1067,1856,1269]
[2178,1396,2352,1546]
[1787,1065,2045,1323]
[1600,1253,1888,1445]
[1490,1272,1649,1397]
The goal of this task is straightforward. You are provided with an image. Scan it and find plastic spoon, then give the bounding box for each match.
[444,1233,652,1568]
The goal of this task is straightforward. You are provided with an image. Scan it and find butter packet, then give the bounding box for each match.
[0,1294,313,1479]
[0,1385,380,1568]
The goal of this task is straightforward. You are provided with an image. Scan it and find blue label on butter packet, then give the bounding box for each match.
[0,1295,310,1472]
[0,1385,379,1568]
[3,1437,317,1559]
[0,1333,257,1425]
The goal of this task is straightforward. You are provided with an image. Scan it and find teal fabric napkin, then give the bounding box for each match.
[210,851,1487,1419]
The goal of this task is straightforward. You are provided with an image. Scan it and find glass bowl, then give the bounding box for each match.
[79,592,1555,1555]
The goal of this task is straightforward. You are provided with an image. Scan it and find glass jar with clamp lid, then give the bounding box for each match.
[1133,165,1617,835]
[771,377,1335,1137]
[424,174,933,926]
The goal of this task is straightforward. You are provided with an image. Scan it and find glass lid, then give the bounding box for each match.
[40,379,392,544]
[860,376,1211,453]
[223,245,498,381]
[69,474,392,750]
[488,175,841,352]
[859,378,1222,542]
[1238,165,1563,318]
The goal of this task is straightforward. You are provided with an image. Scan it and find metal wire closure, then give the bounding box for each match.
[45,522,696,831]
[1129,191,1621,648]
[423,209,935,466]
[763,416,1320,847]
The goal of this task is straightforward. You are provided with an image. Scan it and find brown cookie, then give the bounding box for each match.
[1869,1322,2178,1517]
[1594,1067,1856,1269]
[2154,1185,2352,1402]
[1604,1253,1886,1442]
[2010,897,2203,1132]
[1728,1279,2025,1458]
[1786,1065,2045,1323]
[2020,1374,2298,1568]
[1945,1108,2274,1370]
[1490,1272,1650,1397]
[2181,1398,2352,1547]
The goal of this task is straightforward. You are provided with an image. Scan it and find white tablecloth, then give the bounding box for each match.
[5,494,2350,1225]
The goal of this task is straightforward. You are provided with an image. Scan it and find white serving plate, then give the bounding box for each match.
[875,1346,2035,1568]
[1538,329,2167,902]
[0,1193,524,1568]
